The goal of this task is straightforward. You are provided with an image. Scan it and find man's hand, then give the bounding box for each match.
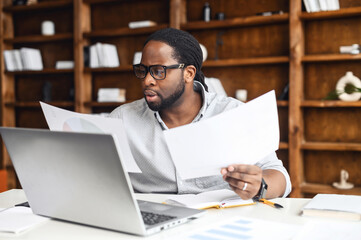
[221,164,262,200]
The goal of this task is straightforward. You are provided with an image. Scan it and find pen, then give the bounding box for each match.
[259,199,283,209]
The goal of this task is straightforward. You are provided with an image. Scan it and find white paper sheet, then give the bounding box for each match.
[163,90,279,179]
[180,216,302,240]
[40,102,141,173]
[0,207,49,234]
[294,221,361,240]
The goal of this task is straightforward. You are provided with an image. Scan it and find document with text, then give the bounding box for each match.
[40,102,141,173]
[163,90,279,179]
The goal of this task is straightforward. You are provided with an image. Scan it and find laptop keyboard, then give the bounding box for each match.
[141,211,176,225]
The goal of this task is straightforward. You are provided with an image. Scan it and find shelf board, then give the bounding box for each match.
[302,100,361,107]
[3,0,73,12]
[83,0,121,4]
[6,68,73,75]
[203,56,289,67]
[302,53,361,62]
[84,101,132,107]
[84,24,168,38]
[302,142,361,151]
[277,100,289,107]
[300,6,361,20]
[4,33,73,44]
[181,13,289,31]
[5,101,74,108]
[279,142,288,150]
[301,182,361,195]
[84,65,132,72]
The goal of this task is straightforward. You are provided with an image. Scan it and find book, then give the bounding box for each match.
[302,194,361,221]
[20,47,43,71]
[164,189,255,209]
[3,50,16,71]
[308,0,320,12]
[327,0,340,10]
[303,0,311,12]
[318,0,328,11]
[89,42,119,68]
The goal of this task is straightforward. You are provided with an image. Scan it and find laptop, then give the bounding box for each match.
[0,127,205,236]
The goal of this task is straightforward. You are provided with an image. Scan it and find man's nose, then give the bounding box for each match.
[143,71,156,86]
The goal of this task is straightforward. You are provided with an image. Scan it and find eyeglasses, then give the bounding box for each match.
[133,63,185,80]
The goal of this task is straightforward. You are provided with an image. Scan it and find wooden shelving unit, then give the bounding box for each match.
[290,0,361,197]
[1,0,360,196]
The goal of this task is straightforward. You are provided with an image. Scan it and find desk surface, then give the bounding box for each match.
[0,189,357,239]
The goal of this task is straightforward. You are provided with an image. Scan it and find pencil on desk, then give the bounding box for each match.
[259,199,283,209]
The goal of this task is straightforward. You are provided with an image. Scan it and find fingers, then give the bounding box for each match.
[229,184,254,200]
[221,164,262,200]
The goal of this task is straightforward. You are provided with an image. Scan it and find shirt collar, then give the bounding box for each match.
[154,81,209,130]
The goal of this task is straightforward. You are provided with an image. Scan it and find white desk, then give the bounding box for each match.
[0,189,359,239]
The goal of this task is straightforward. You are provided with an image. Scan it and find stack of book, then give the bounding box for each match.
[88,42,119,68]
[3,48,43,71]
[303,0,340,12]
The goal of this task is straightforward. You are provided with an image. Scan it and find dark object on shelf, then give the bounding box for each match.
[279,83,289,100]
[215,31,224,60]
[12,0,27,5]
[69,87,75,101]
[203,2,211,22]
[84,46,90,67]
[42,82,52,102]
[256,10,284,16]
[215,12,225,20]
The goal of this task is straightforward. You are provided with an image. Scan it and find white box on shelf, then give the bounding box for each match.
[97,88,126,102]
[128,20,156,29]
[55,60,74,69]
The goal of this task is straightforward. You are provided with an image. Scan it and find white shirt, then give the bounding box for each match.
[110,82,291,196]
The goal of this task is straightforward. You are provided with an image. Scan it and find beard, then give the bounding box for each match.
[145,78,185,112]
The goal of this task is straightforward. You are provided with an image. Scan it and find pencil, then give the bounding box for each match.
[259,199,283,209]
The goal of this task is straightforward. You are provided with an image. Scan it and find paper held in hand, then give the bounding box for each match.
[164,189,255,209]
[163,90,280,179]
[39,102,141,173]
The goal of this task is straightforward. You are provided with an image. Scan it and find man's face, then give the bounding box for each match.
[140,41,185,111]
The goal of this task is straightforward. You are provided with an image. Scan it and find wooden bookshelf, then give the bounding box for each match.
[290,0,361,197]
[1,0,360,197]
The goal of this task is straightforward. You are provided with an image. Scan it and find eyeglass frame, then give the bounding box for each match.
[133,63,186,80]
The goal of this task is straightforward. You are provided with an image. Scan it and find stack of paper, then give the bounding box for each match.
[302,194,361,220]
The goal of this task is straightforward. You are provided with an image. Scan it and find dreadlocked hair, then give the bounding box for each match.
[144,28,208,91]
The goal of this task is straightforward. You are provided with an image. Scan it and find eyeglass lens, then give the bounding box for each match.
[134,65,166,80]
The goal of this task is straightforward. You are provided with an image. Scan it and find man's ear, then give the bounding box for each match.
[184,65,196,83]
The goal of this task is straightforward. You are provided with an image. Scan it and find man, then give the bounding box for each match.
[110,28,291,200]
